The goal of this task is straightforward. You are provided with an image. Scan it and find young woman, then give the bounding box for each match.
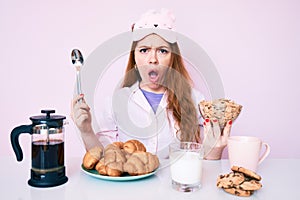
[71,9,205,158]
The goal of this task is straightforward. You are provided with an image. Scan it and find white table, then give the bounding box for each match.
[1,156,300,200]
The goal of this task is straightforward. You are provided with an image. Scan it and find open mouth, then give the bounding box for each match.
[148,70,159,83]
[149,71,158,78]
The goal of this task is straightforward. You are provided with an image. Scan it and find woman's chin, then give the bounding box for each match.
[141,83,165,93]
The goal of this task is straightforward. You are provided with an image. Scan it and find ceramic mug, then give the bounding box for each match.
[227,136,270,172]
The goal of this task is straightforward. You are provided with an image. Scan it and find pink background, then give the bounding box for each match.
[1,0,299,159]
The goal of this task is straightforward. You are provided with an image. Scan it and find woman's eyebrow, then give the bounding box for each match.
[157,45,170,49]
[136,45,150,49]
[136,45,170,49]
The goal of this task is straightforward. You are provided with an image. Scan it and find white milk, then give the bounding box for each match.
[170,151,202,184]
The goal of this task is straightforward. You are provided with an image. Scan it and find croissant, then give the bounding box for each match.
[97,144,127,176]
[124,151,160,176]
[112,141,124,149]
[96,158,124,177]
[82,146,103,169]
[84,140,158,177]
[95,158,106,175]
[123,139,146,153]
[104,144,127,164]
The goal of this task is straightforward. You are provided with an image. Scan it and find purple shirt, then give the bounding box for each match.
[141,89,164,113]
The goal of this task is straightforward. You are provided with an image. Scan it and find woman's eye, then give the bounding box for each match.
[159,49,169,54]
[139,48,148,53]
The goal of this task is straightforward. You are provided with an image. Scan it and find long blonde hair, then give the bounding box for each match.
[122,41,200,142]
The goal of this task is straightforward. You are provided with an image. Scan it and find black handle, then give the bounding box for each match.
[10,124,33,161]
[41,109,55,119]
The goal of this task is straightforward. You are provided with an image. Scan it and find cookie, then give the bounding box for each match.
[224,187,253,197]
[231,166,262,181]
[239,180,262,191]
[199,99,242,130]
[217,172,245,188]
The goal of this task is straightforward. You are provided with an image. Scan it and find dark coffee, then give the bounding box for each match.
[32,140,64,171]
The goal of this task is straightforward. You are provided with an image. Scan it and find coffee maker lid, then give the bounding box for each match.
[30,110,66,127]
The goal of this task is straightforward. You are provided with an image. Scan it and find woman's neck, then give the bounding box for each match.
[139,84,166,94]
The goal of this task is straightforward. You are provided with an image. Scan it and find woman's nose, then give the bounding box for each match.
[148,49,158,64]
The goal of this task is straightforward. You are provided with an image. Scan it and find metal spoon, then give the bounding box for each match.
[71,49,84,96]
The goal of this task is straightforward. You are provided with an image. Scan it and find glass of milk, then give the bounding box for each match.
[169,142,203,192]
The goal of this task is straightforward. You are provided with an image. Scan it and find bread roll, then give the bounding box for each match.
[104,144,127,164]
[112,141,124,149]
[95,158,107,175]
[82,146,103,169]
[83,140,159,177]
[123,139,146,154]
[105,163,123,177]
[124,151,159,175]
[102,144,127,176]
[95,157,123,177]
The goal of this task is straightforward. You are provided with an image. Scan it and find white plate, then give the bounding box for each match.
[81,165,157,181]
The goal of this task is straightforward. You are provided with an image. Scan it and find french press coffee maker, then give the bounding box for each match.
[10,110,68,187]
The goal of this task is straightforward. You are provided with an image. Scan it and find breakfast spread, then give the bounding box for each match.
[82,139,159,177]
[217,166,262,197]
[199,98,242,130]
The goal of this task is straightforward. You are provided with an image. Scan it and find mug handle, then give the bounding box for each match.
[258,142,271,164]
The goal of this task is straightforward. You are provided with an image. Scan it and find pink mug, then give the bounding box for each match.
[227,136,270,172]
